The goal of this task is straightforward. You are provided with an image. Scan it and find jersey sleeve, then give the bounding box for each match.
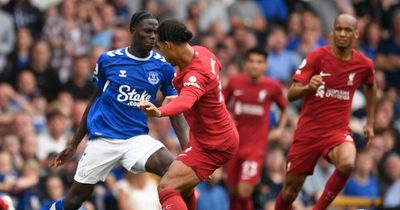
[160,64,178,97]
[93,54,107,90]
[272,82,288,108]
[180,70,210,100]
[362,59,375,85]
[292,50,320,84]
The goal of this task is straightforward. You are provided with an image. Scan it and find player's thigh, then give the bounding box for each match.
[120,135,165,176]
[145,147,175,177]
[158,160,201,194]
[74,138,122,184]
[326,141,356,173]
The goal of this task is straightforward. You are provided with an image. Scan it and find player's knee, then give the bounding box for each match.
[336,160,355,175]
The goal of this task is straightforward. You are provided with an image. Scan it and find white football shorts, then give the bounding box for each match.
[74,135,165,184]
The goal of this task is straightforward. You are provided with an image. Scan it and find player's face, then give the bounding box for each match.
[132,18,159,51]
[332,19,359,50]
[243,53,267,80]
[156,37,177,65]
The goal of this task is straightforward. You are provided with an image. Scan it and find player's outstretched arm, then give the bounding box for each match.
[49,88,102,167]
[162,96,188,149]
[363,80,377,142]
[287,75,324,101]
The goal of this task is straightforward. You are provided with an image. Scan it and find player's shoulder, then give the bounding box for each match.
[310,46,331,58]
[100,48,126,61]
[353,49,374,68]
[262,76,282,86]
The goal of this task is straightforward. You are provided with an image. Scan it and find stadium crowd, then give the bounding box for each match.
[0,0,399,209]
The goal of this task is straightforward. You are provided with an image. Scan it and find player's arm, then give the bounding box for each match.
[162,96,189,149]
[363,79,376,141]
[287,75,325,101]
[50,87,102,167]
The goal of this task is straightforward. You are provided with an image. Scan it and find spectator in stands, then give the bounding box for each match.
[62,56,94,100]
[91,3,116,50]
[36,108,68,161]
[2,135,24,171]
[266,26,300,84]
[197,168,229,210]
[30,41,61,101]
[3,0,42,39]
[383,153,400,208]
[40,175,65,210]
[0,151,17,194]
[113,172,160,210]
[343,150,380,198]
[360,21,381,60]
[0,3,16,81]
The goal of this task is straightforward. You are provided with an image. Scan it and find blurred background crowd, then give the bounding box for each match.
[0,0,399,209]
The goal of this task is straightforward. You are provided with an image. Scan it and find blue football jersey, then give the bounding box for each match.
[87,47,177,140]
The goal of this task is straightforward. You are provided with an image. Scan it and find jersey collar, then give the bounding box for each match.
[125,47,153,61]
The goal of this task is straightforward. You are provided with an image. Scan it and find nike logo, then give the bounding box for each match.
[319,71,331,77]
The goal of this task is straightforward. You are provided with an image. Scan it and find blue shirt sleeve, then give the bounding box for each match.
[161,64,178,97]
[93,53,107,90]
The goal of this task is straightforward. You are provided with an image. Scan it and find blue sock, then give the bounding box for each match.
[50,198,64,210]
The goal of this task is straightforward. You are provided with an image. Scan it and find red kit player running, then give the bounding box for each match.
[275,14,376,210]
[139,19,239,210]
[223,48,288,210]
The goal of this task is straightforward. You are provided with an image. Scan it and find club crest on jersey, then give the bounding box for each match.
[258,90,268,102]
[148,71,160,85]
[347,72,356,86]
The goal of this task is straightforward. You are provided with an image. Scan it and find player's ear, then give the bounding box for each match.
[354,29,359,39]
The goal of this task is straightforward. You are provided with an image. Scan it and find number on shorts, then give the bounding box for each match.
[242,161,258,178]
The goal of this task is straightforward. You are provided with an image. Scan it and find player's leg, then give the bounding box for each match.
[145,147,175,177]
[224,155,241,210]
[276,139,321,210]
[276,173,307,210]
[52,138,122,210]
[313,141,356,210]
[144,146,197,209]
[158,160,201,210]
[62,182,95,210]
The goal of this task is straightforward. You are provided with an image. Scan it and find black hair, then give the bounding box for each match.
[157,19,193,43]
[129,10,158,32]
[244,47,268,60]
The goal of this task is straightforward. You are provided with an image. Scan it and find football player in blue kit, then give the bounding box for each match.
[49,11,188,210]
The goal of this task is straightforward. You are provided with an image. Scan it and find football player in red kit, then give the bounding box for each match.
[139,19,239,210]
[223,47,288,210]
[275,14,376,210]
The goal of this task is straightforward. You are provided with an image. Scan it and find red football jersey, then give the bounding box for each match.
[224,75,287,155]
[292,46,374,139]
[172,46,237,150]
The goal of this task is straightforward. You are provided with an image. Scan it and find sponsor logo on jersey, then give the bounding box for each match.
[148,71,160,85]
[347,72,356,86]
[234,101,264,116]
[119,70,127,77]
[184,76,200,88]
[117,85,151,107]
[316,86,350,101]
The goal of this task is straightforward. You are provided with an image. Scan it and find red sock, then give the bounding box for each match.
[313,170,350,210]
[229,197,241,210]
[275,192,292,210]
[184,190,196,210]
[159,189,188,210]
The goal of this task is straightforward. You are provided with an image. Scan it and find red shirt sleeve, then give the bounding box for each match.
[159,71,210,116]
[272,82,288,108]
[159,90,198,116]
[292,50,320,84]
[362,59,375,85]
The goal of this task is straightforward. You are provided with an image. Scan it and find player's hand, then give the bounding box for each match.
[49,145,77,167]
[306,75,325,92]
[138,101,162,117]
[363,123,374,142]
